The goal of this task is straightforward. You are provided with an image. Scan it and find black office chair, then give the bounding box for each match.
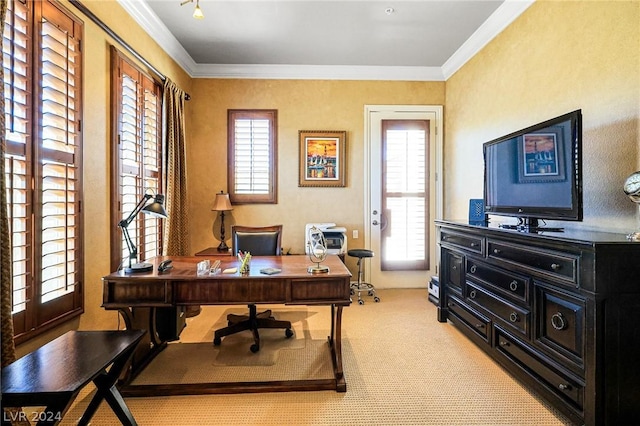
[213,225,293,353]
[348,248,380,305]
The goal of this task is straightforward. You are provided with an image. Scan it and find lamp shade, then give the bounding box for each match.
[142,194,168,218]
[212,191,233,212]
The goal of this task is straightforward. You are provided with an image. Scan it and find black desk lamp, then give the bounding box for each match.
[118,193,168,273]
[212,190,233,252]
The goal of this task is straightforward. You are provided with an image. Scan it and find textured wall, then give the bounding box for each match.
[445,0,640,232]
[188,79,445,257]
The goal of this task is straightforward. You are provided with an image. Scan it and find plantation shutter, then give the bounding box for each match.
[110,48,163,272]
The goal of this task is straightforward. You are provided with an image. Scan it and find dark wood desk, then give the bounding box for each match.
[1,330,144,426]
[102,255,351,396]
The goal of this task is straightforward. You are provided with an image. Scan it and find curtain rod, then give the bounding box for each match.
[69,0,191,101]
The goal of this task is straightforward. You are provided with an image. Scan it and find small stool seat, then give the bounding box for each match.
[348,249,380,305]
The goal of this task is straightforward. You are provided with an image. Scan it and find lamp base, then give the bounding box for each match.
[627,231,640,242]
[217,241,229,252]
[308,264,330,274]
[124,262,154,274]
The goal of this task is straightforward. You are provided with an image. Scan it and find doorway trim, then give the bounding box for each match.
[363,105,444,284]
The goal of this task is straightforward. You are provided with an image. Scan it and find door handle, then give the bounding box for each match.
[372,220,379,226]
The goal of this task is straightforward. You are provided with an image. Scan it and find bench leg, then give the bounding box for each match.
[78,346,138,426]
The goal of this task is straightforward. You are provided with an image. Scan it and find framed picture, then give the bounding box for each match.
[298,130,346,187]
[517,127,566,183]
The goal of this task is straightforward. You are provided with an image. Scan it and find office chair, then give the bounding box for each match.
[213,225,293,353]
[348,249,380,305]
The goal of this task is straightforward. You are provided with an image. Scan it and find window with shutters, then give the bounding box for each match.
[110,48,163,272]
[3,0,83,342]
[228,110,277,204]
[380,120,429,271]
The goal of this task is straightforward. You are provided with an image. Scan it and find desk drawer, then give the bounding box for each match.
[291,278,349,302]
[441,230,484,255]
[466,282,529,337]
[103,280,171,306]
[466,258,529,304]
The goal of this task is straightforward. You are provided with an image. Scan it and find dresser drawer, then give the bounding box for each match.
[495,327,584,410]
[441,230,484,255]
[466,282,530,337]
[535,283,585,369]
[443,250,464,294]
[447,295,490,342]
[487,240,578,285]
[466,258,530,304]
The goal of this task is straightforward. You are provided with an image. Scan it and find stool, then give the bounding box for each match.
[348,249,380,305]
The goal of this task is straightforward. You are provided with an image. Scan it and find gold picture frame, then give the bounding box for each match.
[298,130,346,187]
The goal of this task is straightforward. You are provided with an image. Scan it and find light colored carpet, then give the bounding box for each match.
[58,289,571,425]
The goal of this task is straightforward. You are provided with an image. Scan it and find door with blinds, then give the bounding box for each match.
[365,106,442,289]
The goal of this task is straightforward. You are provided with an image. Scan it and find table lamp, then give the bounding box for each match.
[118,193,168,273]
[212,190,233,252]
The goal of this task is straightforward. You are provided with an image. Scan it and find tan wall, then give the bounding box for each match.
[188,79,444,265]
[445,0,640,232]
[15,0,193,356]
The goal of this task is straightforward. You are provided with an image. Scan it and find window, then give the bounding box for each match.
[381,120,429,270]
[228,110,277,204]
[110,48,163,272]
[3,0,84,342]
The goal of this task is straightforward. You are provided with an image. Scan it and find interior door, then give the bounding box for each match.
[364,105,443,289]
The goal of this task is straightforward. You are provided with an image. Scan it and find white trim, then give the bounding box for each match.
[191,64,445,81]
[442,0,535,79]
[119,0,533,81]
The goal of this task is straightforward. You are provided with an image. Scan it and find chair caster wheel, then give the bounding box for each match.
[358,299,364,305]
[285,328,294,338]
[374,297,381,302]
[213,337,221,346]
[368,290,374,296]
[250,344,260,353]
[350,289,355,295]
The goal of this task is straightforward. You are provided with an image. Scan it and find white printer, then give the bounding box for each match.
[304,223,347,255]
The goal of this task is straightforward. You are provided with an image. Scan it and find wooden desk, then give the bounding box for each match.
[102,255,351,396]
[1,330,144,426]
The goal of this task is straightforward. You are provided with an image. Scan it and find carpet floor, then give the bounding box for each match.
[56,289,571,425]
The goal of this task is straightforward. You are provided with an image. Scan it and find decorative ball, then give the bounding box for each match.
[623,171,640,203]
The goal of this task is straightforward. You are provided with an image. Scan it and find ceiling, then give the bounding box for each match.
[118,0,534,81]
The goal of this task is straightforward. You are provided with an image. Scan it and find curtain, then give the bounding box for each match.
[0,0,17,369]
[162,78,190,256]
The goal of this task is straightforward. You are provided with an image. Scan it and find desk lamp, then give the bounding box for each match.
[213,191,233,252]
[119,193,168,273]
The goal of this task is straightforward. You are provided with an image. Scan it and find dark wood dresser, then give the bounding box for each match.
[435,220,640,426]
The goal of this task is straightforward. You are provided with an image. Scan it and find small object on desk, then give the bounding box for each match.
[209,260,221,275]
[197,259,211,276]
[158,259,173,273]
[222,267,237,274]
[260,267,282,275]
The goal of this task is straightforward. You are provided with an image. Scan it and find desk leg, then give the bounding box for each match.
[328,304,346,392]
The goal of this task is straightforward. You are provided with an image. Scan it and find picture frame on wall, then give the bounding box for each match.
[517,127,566,183]
[298,130,346,187]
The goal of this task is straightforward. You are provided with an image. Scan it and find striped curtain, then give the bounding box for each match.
[162,79,190,256]
[0,0,17,369]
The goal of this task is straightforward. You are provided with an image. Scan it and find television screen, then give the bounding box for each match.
[483,110,582,230]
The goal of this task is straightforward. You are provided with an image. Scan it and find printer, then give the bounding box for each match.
[304,223,347,255]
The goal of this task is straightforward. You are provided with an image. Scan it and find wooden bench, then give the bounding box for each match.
[1,330,144,426]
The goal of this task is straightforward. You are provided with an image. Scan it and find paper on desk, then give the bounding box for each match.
[223,267,237,274]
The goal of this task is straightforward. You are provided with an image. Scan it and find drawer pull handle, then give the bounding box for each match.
[475,323,484,329]
[470,265,477,274]
[448,302,455,308]
[509,312,519,323]
[558,383,571,391]
[509,280,518,291]
[500,340,510,347]
[493,248,501,254]
[452,265,457,270]
[551,263,561,271]
[551,312,567,330]
[469,290,477,299]
[470,242,478,247]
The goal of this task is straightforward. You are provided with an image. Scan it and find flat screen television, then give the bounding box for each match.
[483,110,583,232]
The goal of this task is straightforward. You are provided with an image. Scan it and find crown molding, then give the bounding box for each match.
[118,0,533,82]
[442,0,535,80]
[191,64,445,81]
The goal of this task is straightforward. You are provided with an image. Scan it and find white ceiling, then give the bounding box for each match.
[118,0,534,81]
